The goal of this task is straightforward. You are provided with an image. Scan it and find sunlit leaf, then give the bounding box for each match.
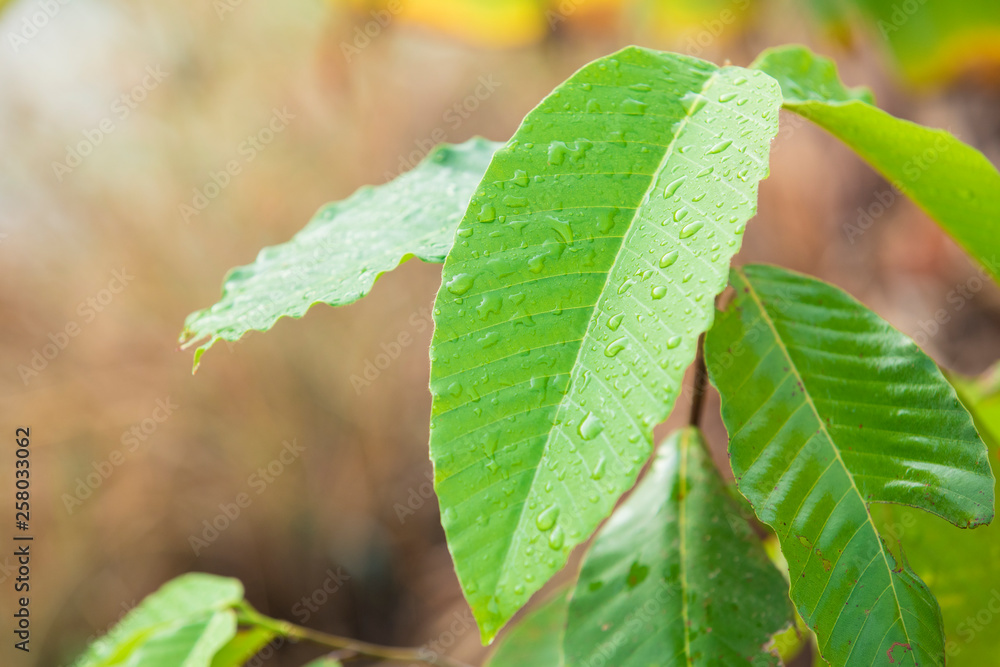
[428,46,782,641]
[752,45,1000,284]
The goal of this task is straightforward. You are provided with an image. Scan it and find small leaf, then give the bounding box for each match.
[117,610,237,667]
[74,573,244,667]
[564,428,793,666]
[429,45,782,642]
[484,588,570,667]
[181,138,501,367]
[752,45,1000,284]
[706,264,994,666]
[209,626,276,667]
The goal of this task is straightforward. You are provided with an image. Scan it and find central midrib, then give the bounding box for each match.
[490,65,727,614]
[735,266,917,662]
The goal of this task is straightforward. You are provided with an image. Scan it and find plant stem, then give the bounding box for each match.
[236,604,475,667]
[688,335,708,428]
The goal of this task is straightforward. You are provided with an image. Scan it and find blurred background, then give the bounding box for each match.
[1,0,999,665]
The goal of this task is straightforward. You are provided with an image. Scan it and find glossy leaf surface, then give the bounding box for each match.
[429,46,782,640]
[752,45,1000,284]
[565,428,793,666]
[706,264,994,666]
[181,138,500,366]
[871,367,1000,665]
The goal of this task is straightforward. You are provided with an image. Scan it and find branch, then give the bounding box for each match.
[688,334,708,427]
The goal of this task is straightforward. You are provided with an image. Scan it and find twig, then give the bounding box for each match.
[689,334,708,427]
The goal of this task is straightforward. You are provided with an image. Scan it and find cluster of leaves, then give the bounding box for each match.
[87,44,1000,666]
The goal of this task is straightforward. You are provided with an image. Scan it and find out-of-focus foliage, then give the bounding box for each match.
[807,0,1000,85]
[754,46,1000,285]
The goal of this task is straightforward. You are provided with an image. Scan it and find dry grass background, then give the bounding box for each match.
[0,1,998,665]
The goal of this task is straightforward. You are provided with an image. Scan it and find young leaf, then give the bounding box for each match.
[429,46,782,641]
[209,627,276,667]
[705,264,995,666]
[752,45,1000,283]
[181,138,501,367]
[113,610,238,667]
[74,573,244,667]
[564,428,793,666]
[484,588,571,667]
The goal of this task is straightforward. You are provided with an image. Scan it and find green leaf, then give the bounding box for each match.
[485,588,570,667]
[869,366,1000,666]
[804,0,1000,86]
[752,45,1000,284]
[428,46,782,641]
[705,264,995,666]
[74,573,244,667]
[564,428,793,666]
[117,610,237,667]
[209,627,276,667]
[181,137,501,367]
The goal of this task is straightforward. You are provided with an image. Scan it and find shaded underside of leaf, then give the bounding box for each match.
[484,587,570,667]
[706,264,994,667]
[429,45,782,641]
[564,428,793,666]
[181,137,501,367]
[752,45,1000,284]
[75,573,244,667]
